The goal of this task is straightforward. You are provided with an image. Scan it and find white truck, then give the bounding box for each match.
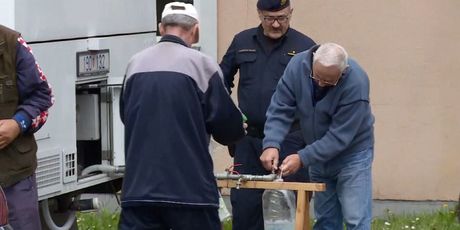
[1,0,156,229]
[1,0,217,229]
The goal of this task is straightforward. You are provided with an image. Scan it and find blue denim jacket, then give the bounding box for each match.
[263,45,374,167]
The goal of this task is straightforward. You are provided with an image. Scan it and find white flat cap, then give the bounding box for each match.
[162,2,199,22]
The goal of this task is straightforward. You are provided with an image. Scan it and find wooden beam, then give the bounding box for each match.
[216,180,326,192]
[296,191,310,230]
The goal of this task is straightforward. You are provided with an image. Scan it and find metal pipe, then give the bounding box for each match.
[40,199,76,230]
[215,173,277,181]
[81,164,125,176]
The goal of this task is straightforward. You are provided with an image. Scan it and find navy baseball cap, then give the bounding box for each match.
[257,0,290,11]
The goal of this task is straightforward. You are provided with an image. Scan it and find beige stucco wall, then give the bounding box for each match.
[212,0,460,201]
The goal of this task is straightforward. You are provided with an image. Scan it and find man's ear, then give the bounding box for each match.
[159,22,165,36]
[192,24,199,44]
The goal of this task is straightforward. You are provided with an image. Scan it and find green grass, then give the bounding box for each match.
[77,210,119,230]
[370,206,460,230]
[77,206,460,230]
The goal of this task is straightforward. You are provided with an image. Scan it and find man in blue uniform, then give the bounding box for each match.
[119,2,245,229]
[261,43,374,229]
[219,0,316,229]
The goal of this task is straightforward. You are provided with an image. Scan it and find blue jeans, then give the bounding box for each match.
[310,148,373,230]
[4,175,41,230]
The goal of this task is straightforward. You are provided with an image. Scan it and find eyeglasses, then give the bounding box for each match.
[262,15,290,24]
[310,72,341,86]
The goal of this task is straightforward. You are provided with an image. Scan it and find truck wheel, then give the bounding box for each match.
[40,197,78,230]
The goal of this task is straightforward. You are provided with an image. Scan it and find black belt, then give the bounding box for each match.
[246,125,265,139]
[246,121,301,139]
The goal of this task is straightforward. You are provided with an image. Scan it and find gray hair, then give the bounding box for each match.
[313,43,349,72]
[161,14,198,31]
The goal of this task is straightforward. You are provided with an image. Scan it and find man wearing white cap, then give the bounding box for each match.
[118,2,245,229]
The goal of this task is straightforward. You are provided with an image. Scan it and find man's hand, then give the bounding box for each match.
[0,119,21,149]
[279,154,302,176]
[260,147,280,172]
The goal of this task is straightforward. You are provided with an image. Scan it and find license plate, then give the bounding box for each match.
[76,49,110,77]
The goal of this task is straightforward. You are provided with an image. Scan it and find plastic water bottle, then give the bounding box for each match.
[218,191,231,222]
[262,180,296,230]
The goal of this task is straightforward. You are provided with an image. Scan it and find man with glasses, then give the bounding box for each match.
[261,43,375,229]
[219,0,315,229]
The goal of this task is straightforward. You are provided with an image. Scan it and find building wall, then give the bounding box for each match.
[213,0,460,201]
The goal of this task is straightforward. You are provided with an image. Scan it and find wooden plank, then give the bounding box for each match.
[216,180,326,192]
[294,191,311,230]
[303,192,310,230]
[295,191,307,230]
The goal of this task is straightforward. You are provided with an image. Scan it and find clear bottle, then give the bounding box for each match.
[262,179,296,230]
[218,191,231,222]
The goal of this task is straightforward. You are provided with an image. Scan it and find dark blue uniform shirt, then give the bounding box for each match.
[220,26,316,128]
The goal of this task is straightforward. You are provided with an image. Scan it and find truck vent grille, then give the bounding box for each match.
[36,154,61,189]
[63,152,77,183]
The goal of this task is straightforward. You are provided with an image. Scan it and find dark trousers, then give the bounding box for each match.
[230,131,309,230]
[119,205,221,230]
[4,174,41,230]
